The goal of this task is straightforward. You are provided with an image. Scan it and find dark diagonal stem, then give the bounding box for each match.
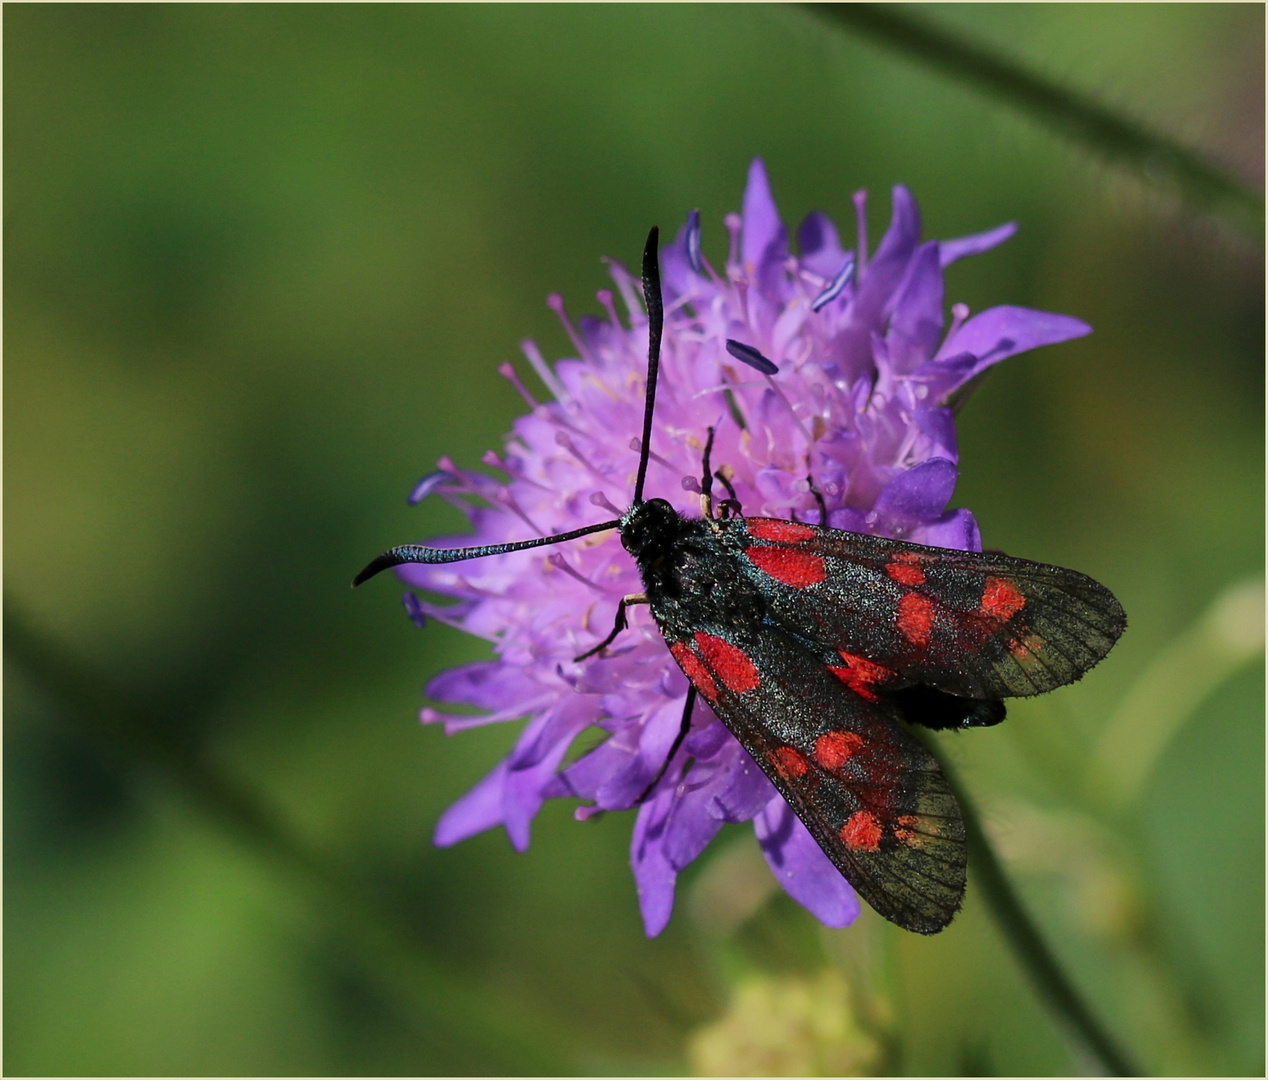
[803,3,1264,238]
[936,752,1143,1077]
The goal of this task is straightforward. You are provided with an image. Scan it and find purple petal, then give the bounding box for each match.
[632,790,679,936]
[544,724,637,801]
[708,746,778,822]
[509,694,592,770]
[594,698,687,808]
[741,158,786,270]
[402,592,428,629]
[911,350,980,402]
[938,221,1018,267]
[754,798,859,928]
[913,406,959,464]
[825,505,869,533]
[422,693,554,735]
[661,218,697,302]
[435,759,509,847]
[911,508,982,553]
[834,187,924,373]
[577,313,615,358]
[662,781,725,870]
[873,457,958,535]
[935,305,1092,379]
[427,661,542,711]
[860,185,922,315]
[501,707,587,851]
[546,696,685,810]
[887,240,944,368]
[797,210,849,279]
[683,716,733,760]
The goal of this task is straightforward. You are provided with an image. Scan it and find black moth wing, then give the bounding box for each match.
[721,517,1126,701]
[664,618,966,934]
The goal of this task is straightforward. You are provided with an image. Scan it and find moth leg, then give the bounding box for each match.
[574,593,648,661]
[806,472,828,526]
[699,426,716,519]
[636,684,697,803]
[714,466,742,519]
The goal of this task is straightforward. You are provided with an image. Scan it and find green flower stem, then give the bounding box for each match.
[802,3,1264,239]
[3,597,570,1076]
[935,751,1143,1077]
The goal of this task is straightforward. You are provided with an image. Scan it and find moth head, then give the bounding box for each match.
[620,498,681,559]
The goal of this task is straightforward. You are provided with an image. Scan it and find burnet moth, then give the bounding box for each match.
[354,227,1126,934]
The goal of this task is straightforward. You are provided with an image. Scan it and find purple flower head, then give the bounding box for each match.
[398,159,1089,936]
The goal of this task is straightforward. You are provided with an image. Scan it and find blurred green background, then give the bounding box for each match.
[5,4,1263,1075]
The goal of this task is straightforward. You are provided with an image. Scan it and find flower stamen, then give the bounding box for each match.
[811,255,856,312]
[498,361,539,409]
[686,209,704,275]
[548,293,593,365]
[853,190,869,279]
[520,339,569,403]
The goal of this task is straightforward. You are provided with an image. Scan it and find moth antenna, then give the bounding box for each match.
[631,226,662,506]
[351,518,621,587]
[358,228,659,589]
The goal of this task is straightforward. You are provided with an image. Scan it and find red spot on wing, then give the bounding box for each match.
[894,814,927,846]
[746,545,827,587]
[827,650,893,701]
[814,730,864,770]
[1010,633,1043,659]
[694,632,760,694]
[981,577,1026,621]
[840,810,883,852]
[896,591,936,647]
[669,640,717,701]
[885,552,926,586]
[768,746,809,780]
[747,518,816,543]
